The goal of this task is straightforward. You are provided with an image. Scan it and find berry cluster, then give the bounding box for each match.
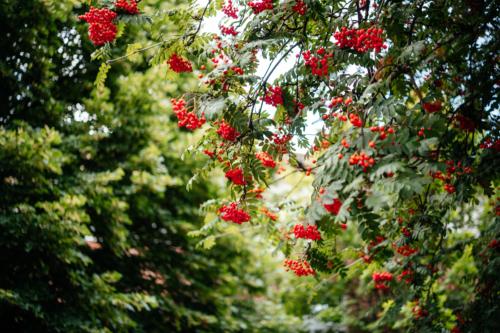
[453,115,475,133]
[78,7,118,45]
[260,207,277,220]
[284,259,315,276]
[369,236,384,246]
[358,251,372,263]
[372,271,393,291]
[480,137,500,151]
[172,99,206,130]
[334,27,386,53]
[114,0,139,14]
[254,152,276,168]
[348,113,362,127]
[247,0,273,14]
[444,183,456,194]
[370,125,392,141]
[248,188,264,198]
[394,243,419,256]
[292,0,306,15]
[324,198,342,214]
[327,96,346,108]
[410,300,428,320]
[487,239,499,248]
[292,99,305,114]
[397,266,414,284]
[349,152,375,170]
[221,0,239,19]
[224,66,244,75]
[225,167,249,186]
[204,149,214,158]
[218,203,251,224]
[271,133,293,153]
[302,50,330,76]
[262,86,283,107]
[292,223,321,241]
[424,100,442,113]
[216,119,239,141]
[167,53,193,73]
[220,26,239,36]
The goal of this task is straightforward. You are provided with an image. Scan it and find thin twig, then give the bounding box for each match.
[187,0,212,46]
[208,225,265,240]
[106,41,165,65]
[315,258,363,289]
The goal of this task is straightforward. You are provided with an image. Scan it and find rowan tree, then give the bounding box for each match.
[81,0,500,331]
[1,1,304,332]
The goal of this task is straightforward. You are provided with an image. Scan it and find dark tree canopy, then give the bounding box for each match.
[1,1,302,332]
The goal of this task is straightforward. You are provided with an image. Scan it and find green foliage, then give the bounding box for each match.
[1,1,304,332]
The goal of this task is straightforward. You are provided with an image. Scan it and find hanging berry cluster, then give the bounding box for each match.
[172,99,206,130]
[348,113,362,127]
[369,236,385,246]
[254,152,276,168]
[394,243,419,256]
[262,86,283,107]
[291,0,306,15]
[480,137,500,151]
[397,265,414,284]
[453,115,475,133]
[248,188,264,198]
[221,0,239,19]
[271,133,293,153]
[204,149,214,158]
[292,223,321,241]
[424,100,442,113]
[225,167,249,186]
[349,152,375,171]
[220,26,239,36]
[372,271,393,291]
[114,0,139,14]
[247,0,273,14]
[324,198,342,214]
[260,207,277,220]
[78,7,118,45]
[284,259,315,276]
[218,203,251,224]
[167,53,193,73]
[334,27,386,53]
[216,119,239,141]
[302,49,330,76]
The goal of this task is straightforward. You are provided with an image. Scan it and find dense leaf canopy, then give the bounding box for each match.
[1,1,302,332]
[80,0,500,331]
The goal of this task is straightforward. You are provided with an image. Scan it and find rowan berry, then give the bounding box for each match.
[114,0,139,14]
[324,198,343,214]
[247,0,273,14]
[225,167,250,186]
[221,0,239,18]
[218,203,251,224]
[254,152,276,168]
[216,119,239,141]
[292,223,321,241]
[172,98,205,130]
[167,53,193,73]
[220,25,239,36]
[79,7,118,45]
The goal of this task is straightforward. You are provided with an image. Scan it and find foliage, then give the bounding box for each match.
[0,0,304,332]
[85,0,500,331]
